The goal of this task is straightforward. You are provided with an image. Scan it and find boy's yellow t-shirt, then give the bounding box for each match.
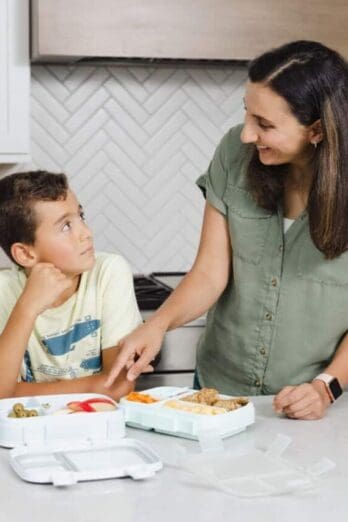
[0,252,142,382]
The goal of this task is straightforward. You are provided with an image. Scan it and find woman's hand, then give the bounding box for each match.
[273,381,331,420]
[105,322,166,387]
[91,370,135,402]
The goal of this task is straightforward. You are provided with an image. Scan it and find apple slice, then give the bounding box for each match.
[87,402,116,412]
[67,401,95,412]
[66,398,117,413]
[84,398,117,412]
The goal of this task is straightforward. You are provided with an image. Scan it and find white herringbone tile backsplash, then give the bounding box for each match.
[19,65,247,272]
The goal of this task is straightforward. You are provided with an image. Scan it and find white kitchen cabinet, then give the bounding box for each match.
[0,0,30,163]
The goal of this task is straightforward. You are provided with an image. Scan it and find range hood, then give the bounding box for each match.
[31,0,348,64]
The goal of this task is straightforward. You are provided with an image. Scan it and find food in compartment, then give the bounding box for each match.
[53,397,117,415]
[68,398,117,412]
[181,388,219,405]
[213,398,249,411]
[180,388,249,411]
[125,392,158,404]
[163,400,227,415]
[8,403,39,418]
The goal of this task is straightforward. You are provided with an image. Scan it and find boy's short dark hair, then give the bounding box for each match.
[0,170,68,263]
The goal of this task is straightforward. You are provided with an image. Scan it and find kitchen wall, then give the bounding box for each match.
[0,64,247,271]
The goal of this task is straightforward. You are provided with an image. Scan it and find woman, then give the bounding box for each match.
[107,40,348,420]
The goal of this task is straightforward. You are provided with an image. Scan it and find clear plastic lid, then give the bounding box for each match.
[181,434,336,497]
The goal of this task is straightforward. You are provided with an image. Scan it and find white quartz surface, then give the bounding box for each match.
[1,395,347,522]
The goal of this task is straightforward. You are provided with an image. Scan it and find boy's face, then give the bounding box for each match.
[31,190,95,275]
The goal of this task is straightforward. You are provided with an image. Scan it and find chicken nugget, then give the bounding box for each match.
[181,388,219,405]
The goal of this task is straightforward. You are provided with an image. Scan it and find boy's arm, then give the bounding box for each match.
[12,346,134,400]
[0,263,74,399]
[0,298,38,398]
[99,346,135,398]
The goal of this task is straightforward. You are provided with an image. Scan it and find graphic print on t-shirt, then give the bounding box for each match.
[22,318,102,381]
[23,350,34,382]
[42,319,101,356]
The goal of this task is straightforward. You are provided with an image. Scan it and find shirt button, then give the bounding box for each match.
[265,312,272,320]
[278,245,283,253]
[255,379,261,387]
[271,278,278,287]
[260,347,266,355]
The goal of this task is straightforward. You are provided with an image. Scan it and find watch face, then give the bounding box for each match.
[329,378,343,400]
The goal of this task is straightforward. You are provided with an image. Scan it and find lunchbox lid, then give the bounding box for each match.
[10,438,162,486]
[181,434,336,497]
[0,393,125,448]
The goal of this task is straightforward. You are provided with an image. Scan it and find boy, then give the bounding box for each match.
[0,170,142,399]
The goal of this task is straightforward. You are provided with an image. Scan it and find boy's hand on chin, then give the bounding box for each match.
[21,263,74,315]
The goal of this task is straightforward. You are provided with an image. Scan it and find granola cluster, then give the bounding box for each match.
[180,388,248,411]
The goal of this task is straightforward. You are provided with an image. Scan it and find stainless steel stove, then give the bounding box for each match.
[133,273,206,389]
[133,273,174,310]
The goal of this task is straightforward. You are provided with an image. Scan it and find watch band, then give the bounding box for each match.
[315,373,334,385]
[314,373,342,402]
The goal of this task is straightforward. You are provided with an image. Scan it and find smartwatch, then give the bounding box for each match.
[313,373,343,403]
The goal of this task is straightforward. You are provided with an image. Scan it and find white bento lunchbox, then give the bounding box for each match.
[0,393,162,486]
[120,386,255,440]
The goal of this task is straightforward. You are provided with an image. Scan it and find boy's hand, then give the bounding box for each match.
[273,381,331,420]
[20,263,73,315]
[105,322,165,387]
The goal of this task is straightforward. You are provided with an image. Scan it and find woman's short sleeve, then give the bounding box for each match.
[196,124,246,215]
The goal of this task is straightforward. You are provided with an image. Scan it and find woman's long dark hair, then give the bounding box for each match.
[246,40,348,259]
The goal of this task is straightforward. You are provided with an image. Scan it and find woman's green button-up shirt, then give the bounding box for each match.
[196,124,348,395]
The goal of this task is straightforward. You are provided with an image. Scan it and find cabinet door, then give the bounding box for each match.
[0,0,30,163]
[31,0,348,62]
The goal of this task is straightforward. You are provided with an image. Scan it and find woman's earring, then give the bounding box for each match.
[313,141,318,149]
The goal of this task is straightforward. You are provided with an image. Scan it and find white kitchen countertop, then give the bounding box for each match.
[1,394,347,522]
